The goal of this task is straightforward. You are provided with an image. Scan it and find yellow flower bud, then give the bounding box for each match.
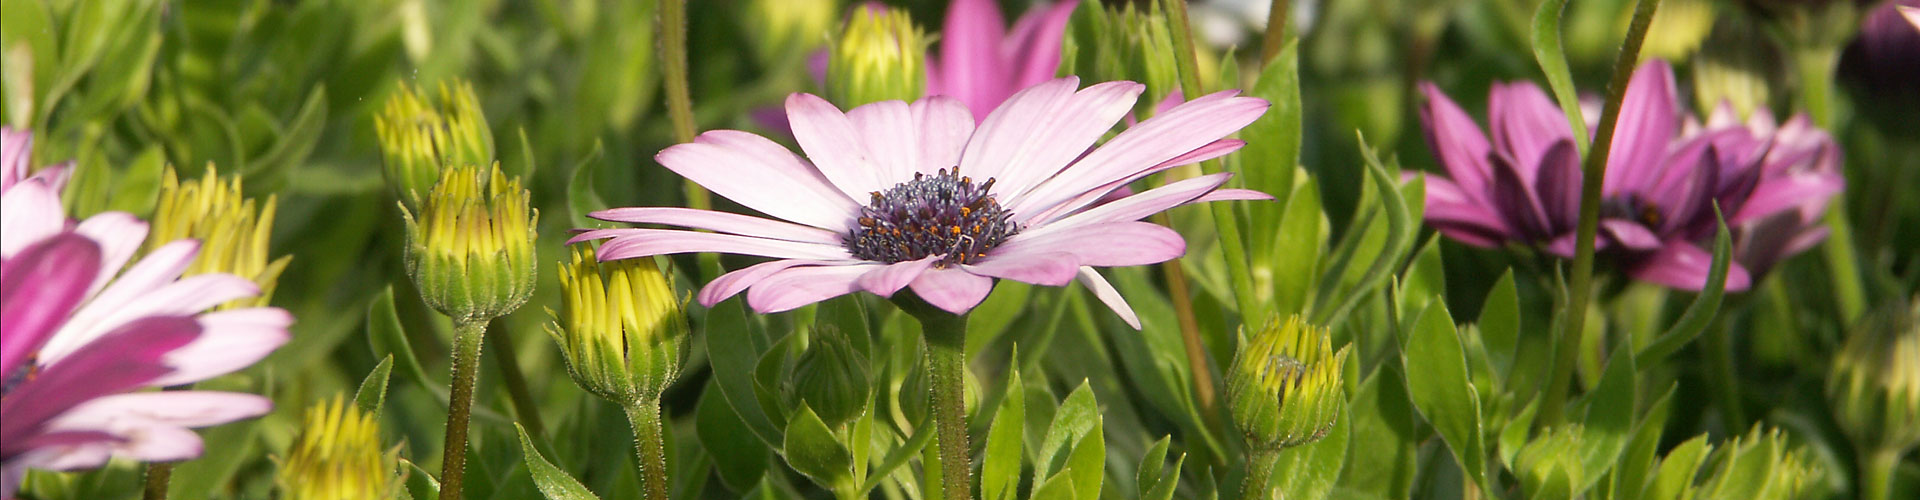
[828,6,928,107]
[375,80,494,209]
[401,163,536,322]
[277,395,400,500]
[548,244,687,404]
[1226,315,1350,451]
[146,165,290,309]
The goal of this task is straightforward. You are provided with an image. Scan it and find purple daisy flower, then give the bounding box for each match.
[1415,61,1842,291]
[0,128,291,496]
[574,78,1270,327]
[929,0,1079,119]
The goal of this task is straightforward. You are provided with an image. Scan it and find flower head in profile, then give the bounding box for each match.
[1,127,291,496]
[1414,60,1842,291]
[277,395,401,500]
[929,0,1079,119]
[575,78,1269,327]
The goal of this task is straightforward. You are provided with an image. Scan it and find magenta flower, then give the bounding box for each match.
[574,78,1269,327]
[1415,61,1842,291]
[929,0,1078,119]
[0,128,291,496]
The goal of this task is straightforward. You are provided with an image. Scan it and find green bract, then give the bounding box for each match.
[784,326,872,429]
[1227,315,1351,452]
[827,6,928,108]
[400,163,536,323]
[548,244,688,405]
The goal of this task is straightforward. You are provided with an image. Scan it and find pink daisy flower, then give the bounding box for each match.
[0,128,291,496]
[574,78,1270,327]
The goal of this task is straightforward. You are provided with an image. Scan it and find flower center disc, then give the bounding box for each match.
[846,167,1019,266]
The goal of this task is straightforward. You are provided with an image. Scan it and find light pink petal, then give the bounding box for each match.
[790,94,893,199]
[45,274,259,366]
[1601,219,1663,251]
[1192,188,1275,203]
[1730,172,1843,225]
[34,241,203,364]
[908,267,995,314]
[1075,267,1140,329]
[966,79,1145,200]
[1020,138,1246,223]
[656,129,859,230]
[149,308,291,386]
[938,0,1011,118]
[911,96,978,175]
[1004,1,1080,90]
[0,234,101,377]
[1007,90,1267,217]
[589,207,843,244]
[0,317,197,449]
[0,180,67,258]
[856,256,939,297]
[1418,82,1496,204]
[1902,6,1920,32]
[72,211,149,296]
[1028,173,1235,232]
[962,252,1079,286]
[746,264,878,313]
[48,391,271,431]
[1630,241,1752,292]
[1602,61,1681,195]
[589,228,855,261]
[1425,176,1514,247]
[997,221,1185,267]
[1,127,28,192]
[697,259,847,306]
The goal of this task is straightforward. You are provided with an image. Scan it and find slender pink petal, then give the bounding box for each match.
[746,264,877,313]
[35,241,203,364]
[1004,1,1080,93]
[1028,173,1235,233]
[655,129,859,230]
[591,228,855,261]
[1490,82,1574,182]
[908,267,995,314]
[1629,241,1752,292]
[910,96,978,176]
[71,212,149,297]
[1076,267,1140,329]
[962,252,1079,286]
[590,207,843,244]
[1601,220,1663,251]
[0,181,66,259]
[996,221,1185,268]
[1532,140,1583,230]
[1020,138,1246,223]
[697,259,847,306]
[1007,90,1267,217]
[47,391,272,431]
[1488,153,1552,239]
[963,79,1144,200]
[0,234,101,377]
[0,317,197,454]
[46,274,259,366]
[1603,61,1680,195]
[856,256,939,297]
[791,94,894,198]
[938,0,1011,118]
[1731,173,1843,225]
[1192,188,1275,203]
[1418,82,1496,204]
[149,308,291,387]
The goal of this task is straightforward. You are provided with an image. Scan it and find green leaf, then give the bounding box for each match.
[354,355,394,417]
[1312,136,1413,326]
[857,410,933,494]
[982,365,1027,500]
[1,0,58,125]
[695,379,769,491]
[1401,303,1487,489]
[103,146,164,215]
[1241,40,1301,213]
[1636,218,1733,364]
[1399,236,1446,315]
[704,299,783,447]
[567,141,608,229]
[366,286,435,390]
[516,423,601,500]
[1033,382,1100,481]
[1065,421,1105,500]
[1530,0,1590,154]
[247,85,327,184]
[1569,348,1637,495]
[1479,270,1521,377]
[782,404,855,492]
[1272,401,1351,500]
[1269,172,1324,317]
[1646,437,1712,500]
[967,282,1032,358]
[1138,437,1185,500]
[1029,472,1077,500]
[1337,367,1418,499]
[1611,387,1675,500]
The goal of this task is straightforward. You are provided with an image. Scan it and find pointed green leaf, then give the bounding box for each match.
[983,365,1027,500]
[1034,382,1099,481]
[1337,367,1418,498]
[1029,472,1077,500]
[566,141,608,229]
[704,299,783,447]
[516,423,601,500]
[1065,421,1105,500]
[1401,303,1487,489]
[354,355,393,417]
[782,404,854,492]
[1637,218,1733,364]
[1530,0,1590,154]
[1479,270,1521,377]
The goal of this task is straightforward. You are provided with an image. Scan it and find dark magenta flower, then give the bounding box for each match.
[1415,61,1842,291]
[928,0,1078,119]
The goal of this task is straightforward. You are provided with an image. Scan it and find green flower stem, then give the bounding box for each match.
[623,399,672,500]
[657,0,708,212]
[899,296,972,500]
[488,325,545,439]
[1790,45,1866,323]
[1540,0,1663,427]
[1161,0,1228,424]
[1240,449,1282,500]
[1260,0,1291,63]
[438,318,489,500]
[1703,319,1746,431]
[1861,447,1900,500]
[140,462,173,500]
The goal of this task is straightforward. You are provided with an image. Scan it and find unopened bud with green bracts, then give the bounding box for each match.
[785,325,872,429]
[1828,296,1920,454]
[827,5,928,107]
[400,163,536,323]
[375,80,494,209]
[146,164,290,309]
[548,244,688,405]
[1226,315,1350,451]
[277,395,401,500]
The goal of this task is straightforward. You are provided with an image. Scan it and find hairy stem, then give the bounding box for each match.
[1540,0,1663,427]
[916,306,972,500]
[140,462,173,500]
[1240,448,1282,500]
[438,318,489,500]
[1160,0,1226,427]
[624,399,672,500]
[657,0,708,211]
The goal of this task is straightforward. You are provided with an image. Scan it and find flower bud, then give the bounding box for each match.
[278,395,400,500]
[401,163,536,322]
[1066,2,1181,117]
[743,0,834,66]
[785,326,872,428]
[1640,0,1716,60]
[548,244,687,405]
[375,80,494,209]
[1828,296,1920,453]
[827,6,928,107]
[1226,315,1350,451]
[146,165,290,309]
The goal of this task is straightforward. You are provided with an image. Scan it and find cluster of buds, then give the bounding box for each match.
[784,326,872,429]
[1066,0,1180,115]
[1226,315,1350,451]
[375,81,494,209]
[277,395,401,500]
[146,165,290,309]
[400,163,536,323]
[1828,296,1920,454]
[547,244,688,405]
[828,6,928,107]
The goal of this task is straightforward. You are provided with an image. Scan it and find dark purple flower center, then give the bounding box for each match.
[1602,195,1665,229]
[845,167,1019,267]
[1,354,37,397]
